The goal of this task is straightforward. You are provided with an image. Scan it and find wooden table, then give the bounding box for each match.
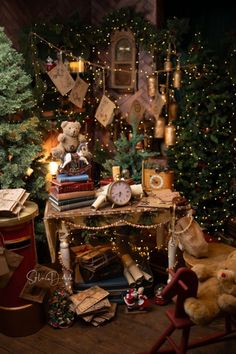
[44,199,189,291]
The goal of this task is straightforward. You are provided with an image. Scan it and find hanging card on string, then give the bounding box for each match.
[47,63,75,96]
[95,95,116,127]
[69,76,89,108]
[127,98,145,126]
[117,89,143,116]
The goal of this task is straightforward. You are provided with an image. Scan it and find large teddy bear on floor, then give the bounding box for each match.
[52,121,85,160]
[184,250,236,325]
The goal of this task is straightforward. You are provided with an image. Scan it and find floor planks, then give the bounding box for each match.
[0,300,236,354]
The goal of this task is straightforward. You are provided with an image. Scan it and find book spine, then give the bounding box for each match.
[55,181,94,193]
[49,195,95,206]
[50,188,95,201]
[57,174,89,183]
[51,198,96,212]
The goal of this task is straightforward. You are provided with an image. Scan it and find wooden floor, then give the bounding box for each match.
[1,299,236,354]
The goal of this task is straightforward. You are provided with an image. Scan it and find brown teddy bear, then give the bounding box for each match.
[184,250,236,325]
[51,121,85,159]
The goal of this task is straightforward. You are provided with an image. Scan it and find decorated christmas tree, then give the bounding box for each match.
[0,27,47,200]
[167,34,236,233]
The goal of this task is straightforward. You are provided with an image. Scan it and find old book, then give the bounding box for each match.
[49,194,95,206]
[56,173,89,183]
[51,179,94,193]
[50,198,96,212]
[0,188,30,217]
[49,187,95,201]
[70,286,109,315]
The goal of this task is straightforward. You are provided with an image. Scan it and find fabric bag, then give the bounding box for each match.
[175,216,209,258]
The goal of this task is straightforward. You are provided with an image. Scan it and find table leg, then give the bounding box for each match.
[58,221,73,293]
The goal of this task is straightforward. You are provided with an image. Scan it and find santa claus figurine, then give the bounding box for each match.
[124,287,149,311]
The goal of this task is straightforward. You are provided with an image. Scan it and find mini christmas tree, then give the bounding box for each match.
[0,27,47,200]
[102,120,155,183]
[167,34,236,233]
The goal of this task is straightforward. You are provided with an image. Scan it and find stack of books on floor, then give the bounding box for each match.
[71,245,154,303]
[49,173,96,212]
[70,285,117,326]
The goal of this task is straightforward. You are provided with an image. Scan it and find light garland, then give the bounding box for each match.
[64,218,164,231]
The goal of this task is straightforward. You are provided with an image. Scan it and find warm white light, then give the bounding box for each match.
[49,161,59,175]
[69,57,85,73]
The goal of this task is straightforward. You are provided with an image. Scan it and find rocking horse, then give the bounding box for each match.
[138,267,236,354]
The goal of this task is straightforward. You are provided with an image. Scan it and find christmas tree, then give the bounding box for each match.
[102,120,155,183]
[0,27,47,200]
[167,34,236,233]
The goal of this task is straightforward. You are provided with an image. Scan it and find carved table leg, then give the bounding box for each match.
[58,221,73,294]
[167,204,178,283]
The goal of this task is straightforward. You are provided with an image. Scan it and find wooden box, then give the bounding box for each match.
[142,159,174,193]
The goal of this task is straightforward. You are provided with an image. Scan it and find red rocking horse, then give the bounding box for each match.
[138,267,236,354]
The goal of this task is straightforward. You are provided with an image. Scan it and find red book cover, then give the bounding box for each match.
[51,179,94,193]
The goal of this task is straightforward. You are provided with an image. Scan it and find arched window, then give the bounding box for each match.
[110,29,136,93]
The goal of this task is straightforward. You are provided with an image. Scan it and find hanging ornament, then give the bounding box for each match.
[147,74,157,98]
[154,116,166,138]
[45,56,56,72]
[173,59,182,89]
[168,100,178,121]
[164,123,176,146]
[164,44,173,72]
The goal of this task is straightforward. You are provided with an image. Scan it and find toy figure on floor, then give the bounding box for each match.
[124,287,150,311]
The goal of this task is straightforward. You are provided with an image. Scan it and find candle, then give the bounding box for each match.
[112,166,120,181]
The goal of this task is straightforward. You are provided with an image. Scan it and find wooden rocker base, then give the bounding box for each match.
[137,268,236,354]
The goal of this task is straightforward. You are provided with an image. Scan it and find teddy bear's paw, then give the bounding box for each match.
[184,298,215,325]
[218,294,236,313]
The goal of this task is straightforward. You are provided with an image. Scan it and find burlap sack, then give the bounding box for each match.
[175,216,209,258]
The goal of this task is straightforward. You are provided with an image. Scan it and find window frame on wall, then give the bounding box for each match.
[110,29,137,93]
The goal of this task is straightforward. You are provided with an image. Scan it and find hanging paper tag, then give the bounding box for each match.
[127,99,145,126]
[69,76,89,108]
[117,90,143,116]
[95,95,116,127]
[47,63,75,96]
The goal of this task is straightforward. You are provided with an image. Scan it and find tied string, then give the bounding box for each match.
[0,193,25,219]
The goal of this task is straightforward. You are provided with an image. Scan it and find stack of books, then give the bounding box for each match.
[49,173,96,212]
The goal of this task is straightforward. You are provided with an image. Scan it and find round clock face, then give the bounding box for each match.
[150,174,164,189]
[108,181,132,206]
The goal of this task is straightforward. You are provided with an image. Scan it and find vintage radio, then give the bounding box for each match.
[142,159,174,193]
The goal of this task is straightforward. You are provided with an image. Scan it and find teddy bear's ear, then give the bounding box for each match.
[61,121,68,129]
